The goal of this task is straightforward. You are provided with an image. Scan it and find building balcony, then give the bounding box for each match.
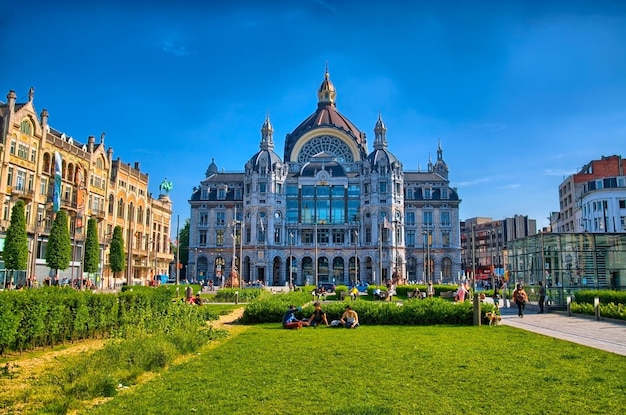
[10,186,35,202]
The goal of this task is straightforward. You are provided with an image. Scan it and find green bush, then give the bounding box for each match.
[572,289,626,306]
[242,294,496,326]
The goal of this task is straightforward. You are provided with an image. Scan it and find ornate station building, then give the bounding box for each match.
[188,71,462,287]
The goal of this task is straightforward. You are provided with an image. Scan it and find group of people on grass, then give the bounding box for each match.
[282,302,359,329]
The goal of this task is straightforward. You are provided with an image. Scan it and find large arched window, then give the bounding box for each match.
[333,257,345,284]
[20,119,33,135]
[297,135,354,163]
[137,206,144,223]
[108,194,114,214]
[42,152,50,175]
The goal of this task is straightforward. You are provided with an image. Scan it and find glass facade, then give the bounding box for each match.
[507,233,626,305]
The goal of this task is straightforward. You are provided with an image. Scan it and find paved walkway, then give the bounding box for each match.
[498,303,626,356]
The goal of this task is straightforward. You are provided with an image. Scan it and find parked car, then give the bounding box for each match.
[349,282,369,293]
[318,283,336,292]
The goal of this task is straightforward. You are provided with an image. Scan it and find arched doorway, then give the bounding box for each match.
[302,257,313,286]
[332,257,344,285]
[197,256,208,282]
[273,256,281,286]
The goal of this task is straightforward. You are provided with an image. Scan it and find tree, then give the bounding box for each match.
[4,200,29,285]
[83,218,99,277]
[172,219,190,281]
[46,209,72,281]
[109,225,125,282]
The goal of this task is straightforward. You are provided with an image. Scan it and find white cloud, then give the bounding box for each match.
[162,41,192,56]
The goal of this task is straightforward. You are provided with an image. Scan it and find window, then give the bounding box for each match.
[199,230,207,246]
[364,183,370,195]
[441,211,450,226]
[9,140,16,155]
[424,188,431,199]
[217,188,226,200]
[274,227,281,244]
[40,177,48,196]
[216,211,225,226]
[20,120,33,135]
[199,212,208,225]
[365,227,371,244]
[441,188,448,199]
[7,167,13,187]
[406,230,415,247]
[423,211,433,226]
[332,229,344,244]
[117,198,125,217]
[275,183,282,194]
[30,148,36,162]
[405,211,415,226]
[317,229,329,244]
[259,182,267,193]
[16,143,28,159]
[407,188,413,199]
[620,200,626,209]
[442,230,450,247]
[201,188,209,199]
[379,182,387,194]
[302,229,313,244]
[216,230,224,246]
[16,171,26,191]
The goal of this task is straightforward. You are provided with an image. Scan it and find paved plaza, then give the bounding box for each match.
[498,303,626,356]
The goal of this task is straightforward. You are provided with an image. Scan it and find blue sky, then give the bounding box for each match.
[2,0,625,234]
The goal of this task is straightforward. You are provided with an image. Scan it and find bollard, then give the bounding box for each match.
[235,290,239,305]
[567,295,572,316]
[473,293,481,326]
[594,296,600,320]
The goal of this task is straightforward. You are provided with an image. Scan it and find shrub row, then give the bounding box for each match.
[572,289,626,306]
[241,294,496,325]
[0,286,218,355]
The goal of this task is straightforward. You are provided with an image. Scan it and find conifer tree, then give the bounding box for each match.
[109,225,125,281]
[83,218,99,276]
[46,209,72,280]
[4,200,29,275]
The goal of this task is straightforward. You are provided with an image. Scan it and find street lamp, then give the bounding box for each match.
[289,231,294,290]
[353,229,358,286]
[422,230,430,283]
[488,229,495,288]
[471,223,477,292]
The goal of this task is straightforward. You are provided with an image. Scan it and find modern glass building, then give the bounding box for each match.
[507,232,626,305]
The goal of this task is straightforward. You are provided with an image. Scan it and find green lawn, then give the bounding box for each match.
[89,324,626,415]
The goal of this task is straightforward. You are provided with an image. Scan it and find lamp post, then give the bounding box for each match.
[471,223,476,292]
[488,229,495,288]
[289,231,293,290]
[422,230,430,283]
[353,229,358,286]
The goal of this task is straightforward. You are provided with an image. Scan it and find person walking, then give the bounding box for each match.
[426,281,435,298]
[538,281,546,313]
[512,283,529,317]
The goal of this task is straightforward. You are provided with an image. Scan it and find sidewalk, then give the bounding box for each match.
[498,303,626,356]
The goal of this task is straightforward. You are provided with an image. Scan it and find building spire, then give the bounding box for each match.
[373,111,388,150]
[260,112,274,151]
[317,64,336,107]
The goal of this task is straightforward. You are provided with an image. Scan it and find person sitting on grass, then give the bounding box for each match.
[339,305,359,329]
[282,305,308,329]
[307,302,329,327]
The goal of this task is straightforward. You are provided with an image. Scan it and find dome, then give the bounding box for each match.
[248,149,283,173]
[284,69,365,162]
[367,148,399,172]
[206,158,218,177]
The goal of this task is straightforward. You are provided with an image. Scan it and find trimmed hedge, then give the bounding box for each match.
[570,289,626,321]
[241,294,496,325]
[0,286,218,355]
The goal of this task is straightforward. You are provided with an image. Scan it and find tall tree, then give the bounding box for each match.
[4,200,29,285]
[109,225,125,282]
[83,218,99,276]
[46,209,72,281]
[176,219,190,281]
[177,219,190,266]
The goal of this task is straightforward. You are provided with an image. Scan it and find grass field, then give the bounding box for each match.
[86,323,626,415]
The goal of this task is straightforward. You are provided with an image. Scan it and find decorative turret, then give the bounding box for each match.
[373,111,387,150]
[206,158,218,177]
[317,65,336,108]
[260,113,274,151]
[433,139,449,179]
